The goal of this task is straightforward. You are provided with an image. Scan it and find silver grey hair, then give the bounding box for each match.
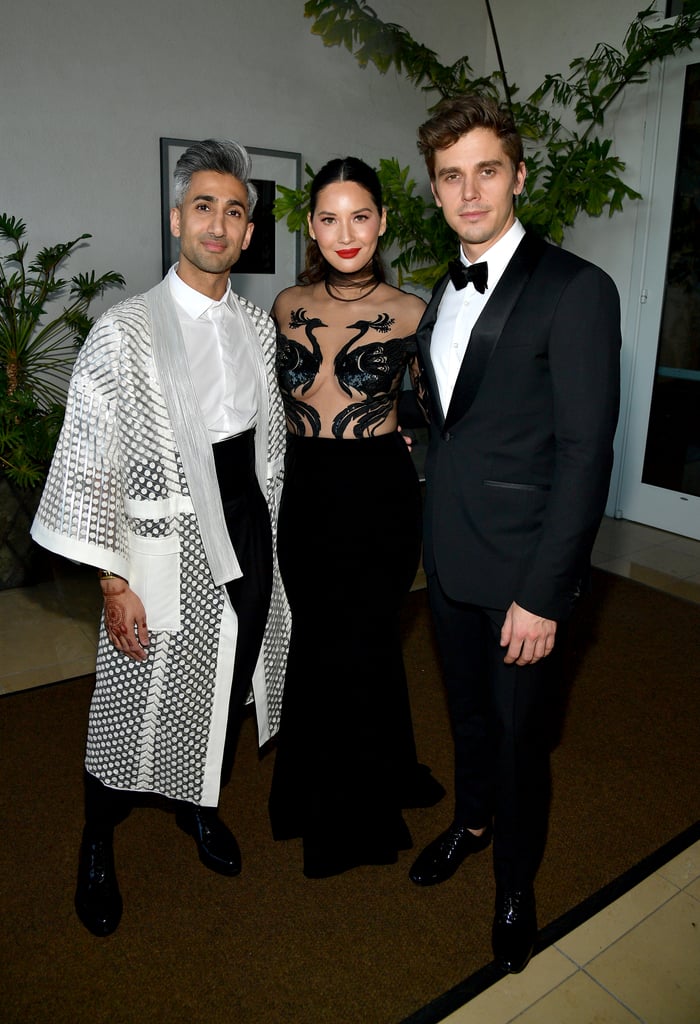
[172,139,258,214]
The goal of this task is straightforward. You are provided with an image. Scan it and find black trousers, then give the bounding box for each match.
[428,572,561,890]
[85,429,273,829]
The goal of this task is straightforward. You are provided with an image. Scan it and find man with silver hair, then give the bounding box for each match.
[32,138,290,936]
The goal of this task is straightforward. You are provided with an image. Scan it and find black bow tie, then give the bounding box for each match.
[448,259,488,294]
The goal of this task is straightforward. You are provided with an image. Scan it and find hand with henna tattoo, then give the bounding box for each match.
[100,578,149,661]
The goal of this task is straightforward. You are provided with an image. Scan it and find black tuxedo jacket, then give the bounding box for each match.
[416,230,621,622]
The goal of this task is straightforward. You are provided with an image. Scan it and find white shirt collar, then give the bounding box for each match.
[167,264,232,318]
[457,218,525,289]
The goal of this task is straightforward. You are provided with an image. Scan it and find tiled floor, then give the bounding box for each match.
[2,516,699,1023]
[0,558,102,694]
[438,840,700,1024]
[591,517,700,604]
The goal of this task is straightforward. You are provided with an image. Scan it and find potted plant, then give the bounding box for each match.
[0,212,124,587]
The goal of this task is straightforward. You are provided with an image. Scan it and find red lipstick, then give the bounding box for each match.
[336,248,361,259]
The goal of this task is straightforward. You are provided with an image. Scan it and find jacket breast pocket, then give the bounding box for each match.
[483,479,551,493]
[127,531,181,631]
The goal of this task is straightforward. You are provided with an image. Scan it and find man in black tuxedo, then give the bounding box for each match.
[409,95,621,974]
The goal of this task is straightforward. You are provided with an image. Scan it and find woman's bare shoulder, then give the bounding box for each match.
[380,284,426,333]
[271,284,312,322]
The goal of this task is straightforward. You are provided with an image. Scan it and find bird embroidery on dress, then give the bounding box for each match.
[276,309,324,435]
[276,311,412,438]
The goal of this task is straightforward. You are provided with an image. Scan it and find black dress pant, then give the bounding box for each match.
[428,572,561,890]
[85,429,272,828]
[217,432,273,788]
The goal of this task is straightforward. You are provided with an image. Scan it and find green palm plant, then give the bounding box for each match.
[0,213,124,487]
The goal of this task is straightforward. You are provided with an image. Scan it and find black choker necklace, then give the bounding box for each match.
[324,263,381,302]
[324,277,381,302]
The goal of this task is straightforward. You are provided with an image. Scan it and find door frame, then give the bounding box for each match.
[613,43,700,540]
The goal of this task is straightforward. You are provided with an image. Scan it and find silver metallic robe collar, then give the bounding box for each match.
[146,276,261,587]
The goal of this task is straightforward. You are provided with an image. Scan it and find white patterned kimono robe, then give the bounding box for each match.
[31,278,290,806]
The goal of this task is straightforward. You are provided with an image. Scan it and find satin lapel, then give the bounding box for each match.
[445,232,546,428]
[416,273,450,428]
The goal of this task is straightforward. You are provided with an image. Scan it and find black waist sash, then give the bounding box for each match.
[212,429,256,503]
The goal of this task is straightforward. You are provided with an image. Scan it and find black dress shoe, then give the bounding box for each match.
[492,886,537,974]
[409,822,492,886]
[74,827,123,937]
[176,806,241,876]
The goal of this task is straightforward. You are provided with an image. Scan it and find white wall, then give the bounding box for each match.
[1,0,669,519]
[0,0,480,313]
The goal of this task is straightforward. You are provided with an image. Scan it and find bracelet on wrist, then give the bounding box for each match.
[98,569,122,581]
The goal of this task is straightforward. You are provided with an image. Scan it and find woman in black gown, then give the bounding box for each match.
[268,158,443,877]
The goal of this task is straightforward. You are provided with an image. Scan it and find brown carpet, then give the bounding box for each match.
[1,570,699,1024]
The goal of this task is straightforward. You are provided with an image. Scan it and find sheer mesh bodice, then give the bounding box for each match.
[275,305,418,439]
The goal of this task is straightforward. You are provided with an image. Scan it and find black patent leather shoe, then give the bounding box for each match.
[492,886,537,974]
[409,821,492,886]
[176,805,241,876]
[74,827,122,937]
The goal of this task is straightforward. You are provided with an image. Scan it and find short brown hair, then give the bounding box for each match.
[417,95,524,180]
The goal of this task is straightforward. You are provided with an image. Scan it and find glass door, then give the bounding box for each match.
[617,45,700,540]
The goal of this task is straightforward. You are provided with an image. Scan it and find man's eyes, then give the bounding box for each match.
[443,168,497,181]
[194,203,242,216]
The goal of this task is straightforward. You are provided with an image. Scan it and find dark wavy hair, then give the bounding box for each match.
[300,156,387,286]
[417,95,524,180]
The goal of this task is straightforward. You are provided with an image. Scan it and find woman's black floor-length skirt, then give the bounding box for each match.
[269,431,444,877]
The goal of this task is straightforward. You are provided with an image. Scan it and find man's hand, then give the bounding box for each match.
[101,579,150,661]
[500,601,557,666]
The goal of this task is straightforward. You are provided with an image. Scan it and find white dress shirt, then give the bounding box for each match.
[432,219,525,417]
[168,265,258,442]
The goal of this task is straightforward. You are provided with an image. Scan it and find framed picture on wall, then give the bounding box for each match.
[159,138,302,310]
